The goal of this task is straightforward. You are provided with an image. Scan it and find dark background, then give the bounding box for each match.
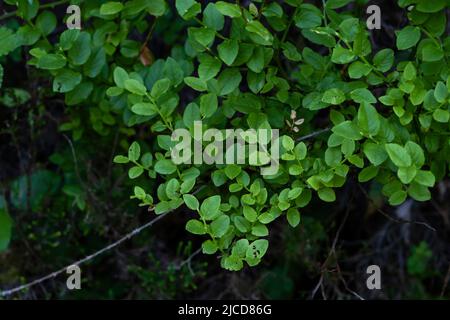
[0,0,449,300]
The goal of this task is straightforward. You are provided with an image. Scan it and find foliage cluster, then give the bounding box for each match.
[0,0,449,273]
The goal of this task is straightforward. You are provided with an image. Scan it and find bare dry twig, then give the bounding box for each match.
[0,212,170,297]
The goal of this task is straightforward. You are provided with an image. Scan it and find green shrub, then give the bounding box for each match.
[0,0,449,272]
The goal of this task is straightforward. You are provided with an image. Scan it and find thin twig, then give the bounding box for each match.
[336,262,364,300]
[358,184,436,232]
[0,212,170,297]
[174,248,202,276]
[440,264,450,298]
[311,201,351,299]
[296,128,331,142]
[142,17,158,49]
[62,134,83,187]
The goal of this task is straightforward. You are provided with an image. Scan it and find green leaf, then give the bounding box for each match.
[37,54,67,70]
[348,61,372,79]
[191,27,216,47]
[389,190,407,206]
[434,81,448,103]
[396,26,421,50]
[65,82,93,106]
[246,239,269,260]
[223,254,244,270]
[218,68,242,95]
[131,102,158,116]
[154,159,177,175]
[0,27,18,57]
[224,164,241,180]
[432,109,449,123]
[211,215,230,238]
[245,20,273,44]
[128,142,141,161]
[357,102,380,136]
[176,0,201,20]
[128,166,144,179]
[113,67,129,88]
[332,121,363,140]
[385,143,412,167]
[339,18,360,42]
[183,102,201,128]
[100,2,124,15]
[53,69,82,93]
[405,141,425,167]
[322,88,346,105]
[215,1,242,18]
[218,39,239,66]
[422,42,444,62]
[352,31,370,57]
[318,188,336,202]
[331,45,355,64]
[0,207,12,252]
[16,25,40,46]
[232,239,249,257]
[294,142,307,160]
[282,136,295,151]
[124,79,147,96]
[323,146,340,167]
[36,11,57,36]
[155,201,172,215]
[282,42,302,62]
[399,73,414,91]
[247,71,266,94]
[68,32,91,65]
[17,0,39,20]
[183,194,199,210]
[302,27,336,48]
[59,29,80,50]
[414,170,435,187]
[363,143,388,166]
[84,47,106,78]
[113,155,129,164]
[133,186,146,199]
[148,0,167,16]
[203,3,224,31]
[202,240,218,254]
[351,88,376,104]
[247,46,265,73]
[151,78,171,99]
[141,153,153,168]
[198,55,222,80]
[403,62,417,81]
[416,0,446,13]
[408,183,431,202]
[325,0,353,9]
[286,208,300,228]
[184,77,207,92]
[186,219,206,235]
[398,166,417,184]
[353,31,371,56]
[373,48,394,72]
[200,93,218,118]
[234,216,250,232]
[163,57,184,86]
[295,7,321,29]
[243,205,257,222]
[252,224,269,237]
[200,195,221,220]
[358,165,379,182]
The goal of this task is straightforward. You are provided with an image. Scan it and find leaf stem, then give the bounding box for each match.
[194,17,227,40]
